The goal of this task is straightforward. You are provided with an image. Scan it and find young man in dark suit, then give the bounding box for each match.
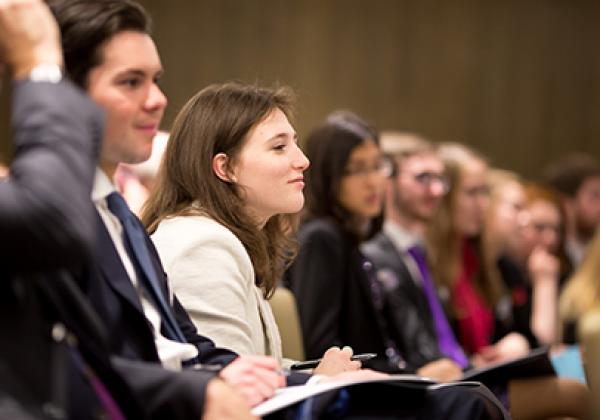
[362,132,467,379]
[47,1,335,418]
[363,133,592,419]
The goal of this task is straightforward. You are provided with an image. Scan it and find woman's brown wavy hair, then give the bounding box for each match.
[426,143,504,309]
[142,82,297,298]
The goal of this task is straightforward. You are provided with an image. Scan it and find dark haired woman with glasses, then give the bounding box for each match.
[285,113,522,419]
[286,111,427,374]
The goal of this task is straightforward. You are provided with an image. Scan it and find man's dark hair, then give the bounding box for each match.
[543,153,600,197]
[48,0,151,88]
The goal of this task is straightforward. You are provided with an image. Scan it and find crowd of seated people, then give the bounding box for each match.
[141,85,508,419]
[3,0,600,419]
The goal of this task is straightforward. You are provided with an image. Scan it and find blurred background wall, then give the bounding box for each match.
[1,0,598,177]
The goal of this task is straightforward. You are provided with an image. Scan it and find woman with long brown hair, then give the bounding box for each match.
[484,174,565,348]
[143,82,359,375]
[427,144,528,364]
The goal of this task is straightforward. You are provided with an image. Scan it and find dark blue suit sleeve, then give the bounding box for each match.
[1,79,102,273]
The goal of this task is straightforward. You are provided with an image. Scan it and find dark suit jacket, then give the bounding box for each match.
[286,222,510,419]
[362,232,446,370]
[1,79,223,420]
[286,218,410,373]
[0,79,147,419]
[83,204,312,403]
[83,212,237,367]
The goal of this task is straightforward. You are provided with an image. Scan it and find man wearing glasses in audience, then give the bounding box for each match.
[362,132,468,380]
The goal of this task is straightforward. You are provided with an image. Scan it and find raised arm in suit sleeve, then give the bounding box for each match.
[288,222,346,359]
[1,79,102,272]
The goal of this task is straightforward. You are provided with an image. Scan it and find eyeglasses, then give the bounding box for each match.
[403,171,450,193]
[463,185,490,198]
[532,222,561,235]
[343,159,394,179]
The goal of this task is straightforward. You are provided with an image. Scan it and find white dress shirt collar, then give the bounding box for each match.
[383,220,423,254]
[92,168,116,203]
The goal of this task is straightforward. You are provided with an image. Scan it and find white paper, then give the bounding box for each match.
[251,374,435,417]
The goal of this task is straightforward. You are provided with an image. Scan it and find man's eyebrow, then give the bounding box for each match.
[116,68,163,78]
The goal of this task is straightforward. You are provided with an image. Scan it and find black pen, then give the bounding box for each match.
[290,353,377,370]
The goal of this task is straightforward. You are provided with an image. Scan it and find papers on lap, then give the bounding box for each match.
[252,374,435,416]
[461,346,556,385]
[253,348,555,416]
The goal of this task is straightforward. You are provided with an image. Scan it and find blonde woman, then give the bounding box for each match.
[484,173,564,348]
[427,144,589,419]
[560,227,600,417]
[560,227,600,338]
[426,144,527,363]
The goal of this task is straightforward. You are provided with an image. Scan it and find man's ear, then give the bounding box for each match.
[212,153,236,183]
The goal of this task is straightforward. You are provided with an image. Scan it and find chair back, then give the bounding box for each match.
[269,287,305,361]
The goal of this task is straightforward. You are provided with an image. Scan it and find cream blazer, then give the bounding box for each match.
[151,215,284,363]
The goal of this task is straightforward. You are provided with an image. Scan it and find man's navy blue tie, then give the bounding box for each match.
[106,191,186,343]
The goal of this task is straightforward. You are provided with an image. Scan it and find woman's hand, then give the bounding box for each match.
[472,332,529,367]
[529,247,560,344]
[320,368,388,383]
[416,358,462,382]
[472,345,501,367]
[313,346,361,376]
[528,246,560,282]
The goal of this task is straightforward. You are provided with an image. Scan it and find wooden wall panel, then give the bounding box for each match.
[1,0,598,177]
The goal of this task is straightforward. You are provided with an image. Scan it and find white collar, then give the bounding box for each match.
[383,220,423,253]
[92,168,118,203]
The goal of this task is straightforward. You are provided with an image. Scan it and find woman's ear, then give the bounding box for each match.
[212,153,236,183]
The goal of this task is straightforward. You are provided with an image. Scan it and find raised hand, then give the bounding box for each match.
[0,0,62,79]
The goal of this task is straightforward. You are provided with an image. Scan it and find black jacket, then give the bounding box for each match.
[362,232,446,370]
[0,79,146,419]
[286,218,409,373]
[70,202,239,418]
[1,79,225,420]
